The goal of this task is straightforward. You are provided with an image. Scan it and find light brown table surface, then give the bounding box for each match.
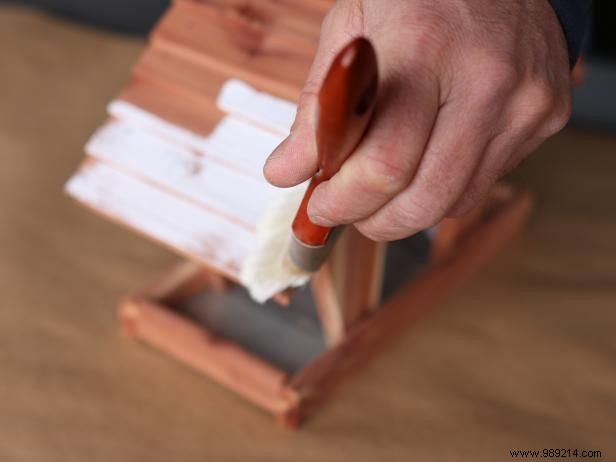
[1,7,615,461]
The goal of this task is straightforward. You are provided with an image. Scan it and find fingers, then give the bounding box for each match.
[448,80,572,216]
[263,1,365,188]
[354,63,571,241]
[306,71,440,226]
[262,89,319,188]
[264,0,573,241]
[353,96,497,241]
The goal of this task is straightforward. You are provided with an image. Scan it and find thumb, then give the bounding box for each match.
[262,82,320,187]
[263,3,364,187]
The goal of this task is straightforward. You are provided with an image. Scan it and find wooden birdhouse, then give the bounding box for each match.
[65,0,534,427]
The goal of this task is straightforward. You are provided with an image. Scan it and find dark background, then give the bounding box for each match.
[1,0,170,34]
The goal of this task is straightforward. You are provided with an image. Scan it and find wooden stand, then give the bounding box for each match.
[119,185,534,428]
[63,0,537,428]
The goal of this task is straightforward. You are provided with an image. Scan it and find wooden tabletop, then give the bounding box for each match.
[1,7,614,461]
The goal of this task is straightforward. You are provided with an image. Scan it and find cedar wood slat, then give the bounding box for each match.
[153,0,316,101]
[120,296,297,414]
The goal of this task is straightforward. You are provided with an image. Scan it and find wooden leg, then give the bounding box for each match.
[311,263,346,346]
[287,189,534,423]
[430,184,516,265]
[139,261,229,305]
[332,227,386,327]
[119,296,296,415]
[311,227,387,346]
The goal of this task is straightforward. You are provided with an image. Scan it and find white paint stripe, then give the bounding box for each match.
[216,79,297,135]
[108,100,204,151]
[85,119,279,227]
[200,117,284,176]
[108,100,286,179]
[68,79,300,279]
[65,161,254,277]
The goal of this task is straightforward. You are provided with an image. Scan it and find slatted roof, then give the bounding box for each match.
[66,0,333,280]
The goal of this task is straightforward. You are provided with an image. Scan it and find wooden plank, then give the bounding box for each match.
[65,159,255,280]
[284,189,535,424]
[119,73,296,141]
[134,46,298,134]
[431,205,487,265]
[132,45,226,110]
[85,118,282,227]
[139,261,230,305]
[431,184,516,265]
[120,296,295,415]
[119,77,222,136]
[310,228,386,345]
[330,227,387,327]
[133,44,229,108]
[311,263,345,346]
[152,0,316,101]
[145,259,293,306]
[192,0,329,41]
[113,78,295,144]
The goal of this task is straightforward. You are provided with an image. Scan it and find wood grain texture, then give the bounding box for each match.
[139,260,230,305]
[66,160,255,280]
[330,227,386,326]
[85,118,281,228]
[68,0,322,289]
[187,0,332,41]
[311,263,346,346]
[154,0,317,100]
[133,41,301,121]
[431,198,490,265]
[120,297,295,414]
[119,77,223,136]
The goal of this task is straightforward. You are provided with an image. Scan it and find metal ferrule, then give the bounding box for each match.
[289,227,344,272]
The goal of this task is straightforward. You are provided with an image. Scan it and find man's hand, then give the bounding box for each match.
[264,0,572,241]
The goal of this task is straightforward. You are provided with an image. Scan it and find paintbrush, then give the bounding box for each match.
[241,37,379,302]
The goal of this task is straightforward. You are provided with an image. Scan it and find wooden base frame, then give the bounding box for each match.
[119,186,534,428]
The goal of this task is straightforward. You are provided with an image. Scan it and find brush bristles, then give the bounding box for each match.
[240,184,311,303]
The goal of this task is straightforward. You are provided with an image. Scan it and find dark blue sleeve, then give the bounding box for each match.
[548,0,592,67]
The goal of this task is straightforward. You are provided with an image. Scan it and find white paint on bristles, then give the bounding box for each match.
[239,184,310,303]
[67,79,305,295]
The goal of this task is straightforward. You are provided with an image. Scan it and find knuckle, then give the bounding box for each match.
[404,16,451,67]
[543,95,572,135]
[358,148,411,195]
[474,60,520,102]
[522,81,558,122]
[408,10,451,46]
[311,194,341,221]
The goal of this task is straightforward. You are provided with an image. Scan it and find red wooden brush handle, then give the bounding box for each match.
[292,37,379,246]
